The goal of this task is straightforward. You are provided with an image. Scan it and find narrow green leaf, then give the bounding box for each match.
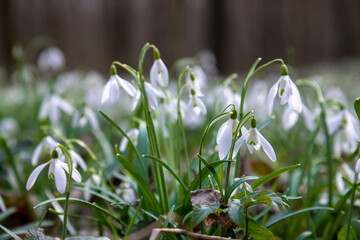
[116,154,161,214]
[0,225,22,240]
[244,58,262,83]
[354,98,360,121]
[265,206,334,228]
[34,197,125,225]
[68,138,97,160]
[125,197,142,239]
[143,155,187,192]
[198,155,224,198]
[0,207,16,222]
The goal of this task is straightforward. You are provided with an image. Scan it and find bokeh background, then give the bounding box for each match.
[1,0,360,76]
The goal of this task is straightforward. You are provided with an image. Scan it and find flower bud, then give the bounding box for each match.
[251,118,257,128]
[110,65,117,76]
[51,149,59,159]
[153,49,161,60]
[280,64,288,76]
[230,109,238,119]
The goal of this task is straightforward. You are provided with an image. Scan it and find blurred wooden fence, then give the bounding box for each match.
[1,0,360,76]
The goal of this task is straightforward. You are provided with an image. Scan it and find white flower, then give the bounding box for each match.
[26,147,82,194]
[281,104,318,131]
[37,47,65,72]
[31,136,58,165]
[84,174,101,201]
[150,59,169,87]
[236,122,276,162]
[101,75,137,105]
[72,106,99,130]
[130,82,166,111]
[187,88,207,116]
[186,66,207,96]
[327,109,360,156]
[267,74,302,116]
[246,81,268,121]
[38,94,74,124]
[69,150,87,171]
[119,129,140,152]
[216,116,239,160]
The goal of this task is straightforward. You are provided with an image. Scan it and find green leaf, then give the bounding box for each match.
[116,154,161,214]
[125,197,142,239]
[244,58,262,83]
[338,220,360,240]
[225,176,259,201]
[354,98,360,121]
[245,217,273,240]
[34,197,126,225]
[198,155,224,198]
[192,203,219,226]
[228,200,244,226]
[265,206,334,228]
[0,225,22,240]
[143,155,187,192]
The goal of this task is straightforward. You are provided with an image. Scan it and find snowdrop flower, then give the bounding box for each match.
[282,104,318,131]
[236,119,276,162]
[186,66,207,96]
[267,64,302,116]
[69,150,87,171]
[84,173,101,201]
[26,148,81,194]
[187,88,207,116]
[101,66,137,105]
[150,51,169,87]
[246,81,268,121]
[72,106,99,130]
[130,82,166,111]
[37,47,65,72]
[327,108,360,155]
[38,94,74,124]
[31,136,58,165]
[119,129,140,152]
[216,110,239,160]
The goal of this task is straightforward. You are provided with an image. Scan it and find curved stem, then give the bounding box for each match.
[239,58,284,119]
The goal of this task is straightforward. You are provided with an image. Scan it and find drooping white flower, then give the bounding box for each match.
[216,111,239,160]
[26,147,81,194]
[130,82,166,111]
[281,104,318,131]
[31,136,59,165]
[101,74,137,105]
[72,106,99,130]
[38,94,74,124]
[119,129,140,152]
[150,58,169,87]
[187,88,207,116]
[37,47,65,72]
[186,66,207,96]
[266,65,302,116]
[68,150,87,171]
[235,119,276,162]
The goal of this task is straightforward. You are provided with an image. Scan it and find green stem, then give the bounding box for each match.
[244,208,249,239]
[138,43,169,213]
[177,67,192,185]
[346,171,358,240]
[239,58,284,119]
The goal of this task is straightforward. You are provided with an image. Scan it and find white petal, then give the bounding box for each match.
[59,161,82,182]
[345,111,360,139]
[101,76,119,104]
[119,137,129,152]
[288,78,303,113]
[266,79,281,116]
[85,107,99,130]
[241,126,248,135]
[130,90,141,111]
[280,84,292,105]
[218,120,233,160]
[50,99,60,124]
[150,59,169,87]
[301,104,316,131]
[282,105,299,130]
[45,136,58,149]
[31,142,44,166]
[26,161,50,190]
[70,150,87,171]
[54,96,74,114]
[247,144,254,154]
[216,120,229,144]
[145,82,166,99]
[355,158,360,174]
[145,84,159,110]
[327,110,344,135]
[84,179,91,201]
[117,76,136,97]
[233,133,248,157]
[257,129,276,162]
[196,96,207,115]
[38,96,49,120]
[54,160,67,194]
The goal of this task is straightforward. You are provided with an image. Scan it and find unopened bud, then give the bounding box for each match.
[251,118,257,128]
[280,64,288,76]
[110,65,117,76]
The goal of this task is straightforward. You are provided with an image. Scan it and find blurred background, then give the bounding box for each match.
[1,0,360,77]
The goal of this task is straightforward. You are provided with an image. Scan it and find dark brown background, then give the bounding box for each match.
[1,0,359,75]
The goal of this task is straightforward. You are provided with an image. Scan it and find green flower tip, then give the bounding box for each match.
[230,109,238,119]
[354,97,360,120]
[280,64,288,76]
[190,88,196,96]
[190,72,195,81]
[251,118,257,128]
[51,149,59,159]
[110,65,117,76]
[153,49,161,60]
